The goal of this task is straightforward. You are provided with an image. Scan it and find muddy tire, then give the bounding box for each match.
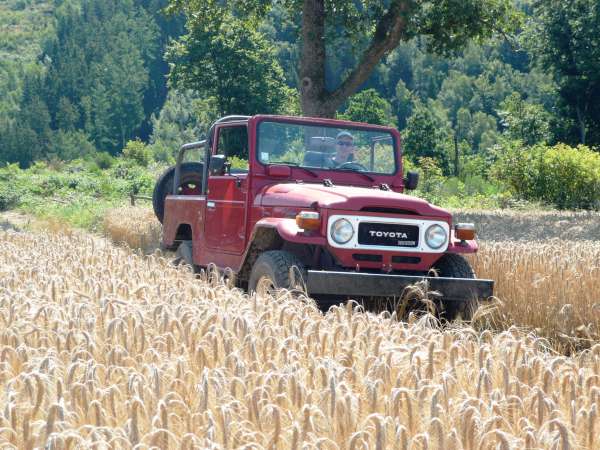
[248,250,306,295]
[152,162,204,223]
[432,253,478,321]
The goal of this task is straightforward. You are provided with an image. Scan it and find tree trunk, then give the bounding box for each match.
[575,104,586,145]
[299,0,411,118]
[453,134,459,177]
[299,0,333,118]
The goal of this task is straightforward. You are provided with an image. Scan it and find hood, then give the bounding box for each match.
[259,182,450,218]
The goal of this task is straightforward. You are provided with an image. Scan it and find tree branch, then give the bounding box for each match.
[328,0,413,110]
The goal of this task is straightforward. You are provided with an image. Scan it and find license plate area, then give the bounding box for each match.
[358,222,419,247]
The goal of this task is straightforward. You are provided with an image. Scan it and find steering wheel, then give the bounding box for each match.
[336,161,369,171]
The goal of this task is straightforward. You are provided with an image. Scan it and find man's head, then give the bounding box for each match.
[335,131,356,163]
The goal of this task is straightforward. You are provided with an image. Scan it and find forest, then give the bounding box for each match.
[0,0,599,211]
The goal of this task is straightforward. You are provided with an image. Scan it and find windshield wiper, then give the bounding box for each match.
[276,161,319,178]
[332,168,376,182]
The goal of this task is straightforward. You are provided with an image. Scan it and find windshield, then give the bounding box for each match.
[257,121,397,175]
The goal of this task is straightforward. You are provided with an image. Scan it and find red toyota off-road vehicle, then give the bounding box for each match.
[153,115,493,319]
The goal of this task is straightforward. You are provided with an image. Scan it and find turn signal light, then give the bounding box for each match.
[455,223,476,241]
[296,211,321,231]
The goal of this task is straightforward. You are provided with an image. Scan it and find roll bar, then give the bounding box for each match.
[173,115,251,195]
[173,140,206,195]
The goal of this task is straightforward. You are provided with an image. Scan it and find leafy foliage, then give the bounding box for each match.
[527,0,600,144]
[167,13,293,116]
[498,93,552,146]
[339,89,396,126]
[402,103,450,173]
[122,140,152,167]
[494,142,600,209]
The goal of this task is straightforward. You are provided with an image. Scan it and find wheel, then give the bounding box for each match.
[248,250,306,295]
[152,162,204,223]
[432,253,478,321]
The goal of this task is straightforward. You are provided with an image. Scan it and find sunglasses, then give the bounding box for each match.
[337,140,354,147]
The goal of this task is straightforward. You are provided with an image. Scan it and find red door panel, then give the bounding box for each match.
[205,175,247,254]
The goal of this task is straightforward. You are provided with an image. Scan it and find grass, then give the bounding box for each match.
[0,159,160,231]
[0,227,598,448]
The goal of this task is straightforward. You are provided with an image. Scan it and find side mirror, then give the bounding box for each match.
[404,171,419,190]
[209,154,227,175]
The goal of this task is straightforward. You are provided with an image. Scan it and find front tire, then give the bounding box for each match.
[248,250,306,295]
[432,253,478,321]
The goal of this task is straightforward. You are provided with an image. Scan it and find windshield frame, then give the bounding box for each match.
[253,115,401,177]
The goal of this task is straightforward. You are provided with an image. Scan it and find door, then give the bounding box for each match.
[205,124,249,254]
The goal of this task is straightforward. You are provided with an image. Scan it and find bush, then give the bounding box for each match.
[122,139,152,167]
[93,152,115,170]
[493,142,600,210]
[0,184,20,211]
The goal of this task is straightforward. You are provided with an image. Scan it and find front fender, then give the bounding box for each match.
[253,217,327,245]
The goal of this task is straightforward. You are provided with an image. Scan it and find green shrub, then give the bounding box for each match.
[493,143,600,210]
[111,161,155,195]
[94,152,115,170]
[0,184,20,211]
[122,139,152,167]
[149,142,175,164]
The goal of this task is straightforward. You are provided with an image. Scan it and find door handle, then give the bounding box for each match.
[207,201,216,209]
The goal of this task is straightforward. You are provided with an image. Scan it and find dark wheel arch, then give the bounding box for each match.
[152,162,204,223]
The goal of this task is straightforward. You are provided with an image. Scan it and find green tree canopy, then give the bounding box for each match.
[498,92,552,146]
[168,0,521,117]
[402,102,450,173]
[527,0,600,145]
[167,14,294,116]
[339,89,395,126]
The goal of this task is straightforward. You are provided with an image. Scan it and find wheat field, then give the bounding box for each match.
[103,207,162,254]
[0,228,598,449]
[469,241,600,353]
[103,207,600,352]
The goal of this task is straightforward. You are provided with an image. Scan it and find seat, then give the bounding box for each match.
[303,151,333,168]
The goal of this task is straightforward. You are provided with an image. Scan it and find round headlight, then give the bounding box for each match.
[425,224,448,249]
[330,218,354,244]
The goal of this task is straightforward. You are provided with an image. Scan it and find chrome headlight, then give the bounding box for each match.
[330,218,354,244]
[425,224,448,249]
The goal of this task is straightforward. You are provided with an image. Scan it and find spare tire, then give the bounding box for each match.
[152,162,204,223]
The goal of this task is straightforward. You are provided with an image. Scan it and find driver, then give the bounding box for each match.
[332,131,357,166]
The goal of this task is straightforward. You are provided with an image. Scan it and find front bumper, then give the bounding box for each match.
[306,270,494,301]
